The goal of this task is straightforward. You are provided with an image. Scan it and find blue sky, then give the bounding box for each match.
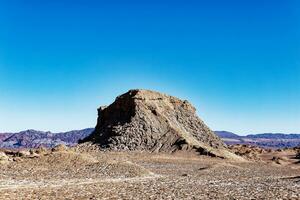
[0,0,299,134]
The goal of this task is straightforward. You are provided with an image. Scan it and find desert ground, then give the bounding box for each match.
[0,145,299,200]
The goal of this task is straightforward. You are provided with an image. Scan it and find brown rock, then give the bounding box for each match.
[18,150,31,157]
[52,144,68,152]
[35,146,49,155]
[82,89,240,159]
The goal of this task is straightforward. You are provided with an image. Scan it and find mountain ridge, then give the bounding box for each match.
[0,128,94,148]
[215,131,300,148]
[1,129,299,149]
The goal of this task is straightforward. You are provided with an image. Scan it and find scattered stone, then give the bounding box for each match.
[229,144,265,161]
[181,173,188,177]
[18,150,31,157]
[52,144,68,152]
[0,151,299,199]
[13,157,22,162]
[35,146,49,155]
[272,156,282,164]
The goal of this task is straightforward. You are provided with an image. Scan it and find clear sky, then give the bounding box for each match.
[0,0,299,134]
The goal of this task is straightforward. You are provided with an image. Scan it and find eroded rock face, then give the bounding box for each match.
[82,89,238,159]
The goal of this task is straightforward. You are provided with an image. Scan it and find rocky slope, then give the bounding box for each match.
[82,89,238,159]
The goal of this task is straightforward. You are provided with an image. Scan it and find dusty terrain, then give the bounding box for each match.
[0,90,299,199]
[0,145,299,200]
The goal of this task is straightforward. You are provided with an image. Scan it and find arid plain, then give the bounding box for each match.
[0,144,299,200]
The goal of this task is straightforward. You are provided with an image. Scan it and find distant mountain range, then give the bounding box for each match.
[215,131,300,148]
[0,128,94,148]
[0,129,299,149]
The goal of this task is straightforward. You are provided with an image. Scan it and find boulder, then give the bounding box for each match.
[52,144,68,152]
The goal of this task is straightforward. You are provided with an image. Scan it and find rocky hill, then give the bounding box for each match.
[0,129,94,148]
[82,89,238,159]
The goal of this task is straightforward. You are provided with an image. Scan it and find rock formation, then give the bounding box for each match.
[82,89,239,159]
